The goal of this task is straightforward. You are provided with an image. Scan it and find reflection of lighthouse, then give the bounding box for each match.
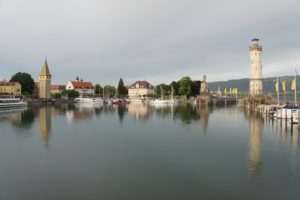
[39,106,52,147]
[248,114,263,175]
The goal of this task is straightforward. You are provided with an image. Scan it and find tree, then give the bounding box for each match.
[117,78,128,98]
[179,76,192,97]
[103,85,116,98]
[52,93,62,99]
[191,81,201,97]
[10,72,35,94]
[61,90,79,99]
[155,84,171,98]
[170,81,180,96]
[94,84,103,96]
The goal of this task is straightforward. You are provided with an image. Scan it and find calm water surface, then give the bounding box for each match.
[0,103,299,200]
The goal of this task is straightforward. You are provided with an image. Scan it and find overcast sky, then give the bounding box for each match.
[0,0,299,86]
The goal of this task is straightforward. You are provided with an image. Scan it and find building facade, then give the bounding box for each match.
[249,38,263,96]
[66,81,94,96]
[0,81,22,96]
[128,80,154,99]
[38,59,52,99]
[51,85,66,94]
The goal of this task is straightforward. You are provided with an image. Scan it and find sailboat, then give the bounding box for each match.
[165,86,179,104]
[150,86,179,105]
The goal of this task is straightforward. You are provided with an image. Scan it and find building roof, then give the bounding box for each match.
[130,80,153,89]
[0,81,20,86]
[40,58,51,76]
[51,85,66,90]
[70,81,94,89]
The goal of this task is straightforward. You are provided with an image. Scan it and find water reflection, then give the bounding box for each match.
[128,103,150,121]
[2,104,299,162]
[245,111,263,176]
[66,104,95,123]
[194,104,211,134]
[244,110,300,176]
[38,106,52,147]
[10,109,35,130]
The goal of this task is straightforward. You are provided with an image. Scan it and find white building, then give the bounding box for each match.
[66,81,94,96]
[128,81,154,99]
[249,38,263,96]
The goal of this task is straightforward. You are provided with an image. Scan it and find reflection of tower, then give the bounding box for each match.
[38,58,52,99]
[248,113,263,175]
[39,106,52,146]
[197,104,209,134]
[249,38,263,96]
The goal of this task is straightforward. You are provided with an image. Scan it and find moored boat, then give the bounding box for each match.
[0,98,28,108]
[274,105,299,119]
[73,97,104,104]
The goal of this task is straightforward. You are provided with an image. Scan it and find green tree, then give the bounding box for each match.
[94,84,103,96]
[117,78,128,98]
[103,85,116,98]
[170,81,180,96]
[179,76,192,97]
[10,72,35,94]
[155,84,171,98]
[61,90,79,99]
[52,93,62,99]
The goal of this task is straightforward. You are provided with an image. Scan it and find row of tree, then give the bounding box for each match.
[155,76,201,98]
[94,78,128,98]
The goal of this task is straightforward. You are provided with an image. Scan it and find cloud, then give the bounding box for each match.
[0,0,299,85]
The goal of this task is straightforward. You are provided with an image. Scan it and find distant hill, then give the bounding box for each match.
[208,76,300,94]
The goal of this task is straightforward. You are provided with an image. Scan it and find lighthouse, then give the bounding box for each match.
[249,38,263,96]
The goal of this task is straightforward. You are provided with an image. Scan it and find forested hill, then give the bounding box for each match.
[208,76,300,93]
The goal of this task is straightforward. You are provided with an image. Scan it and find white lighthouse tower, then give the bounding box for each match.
[249,38,263,96]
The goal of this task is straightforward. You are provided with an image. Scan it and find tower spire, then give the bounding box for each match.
[40,57,51,76]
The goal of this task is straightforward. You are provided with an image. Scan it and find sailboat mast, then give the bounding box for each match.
[295,69,297,106]
[277,77,280,105]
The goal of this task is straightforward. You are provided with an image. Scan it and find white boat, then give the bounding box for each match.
[130,99,143,104]
[274,105,299,119]
[0,98,28,108]
[149,99,169,105]
[150,85,179,106]
[73,97,104,104]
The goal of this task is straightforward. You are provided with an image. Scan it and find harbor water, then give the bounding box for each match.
[0,103,299,199]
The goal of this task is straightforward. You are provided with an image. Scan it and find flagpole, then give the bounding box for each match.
[277,78,280,105]
[283,80,286,104]
[295,68,297,106]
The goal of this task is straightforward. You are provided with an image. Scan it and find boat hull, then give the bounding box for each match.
[0,102,28,108]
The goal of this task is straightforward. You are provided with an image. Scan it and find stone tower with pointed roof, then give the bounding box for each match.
[38,59,52,99]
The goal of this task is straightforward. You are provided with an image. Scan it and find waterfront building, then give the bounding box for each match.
[249,38,263,95]
[38,59,52,99]
[128,80,154,99]
[66,81,94,96]
[51,85,66,94]
[0,81,21,96]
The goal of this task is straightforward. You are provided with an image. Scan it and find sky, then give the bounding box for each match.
[0,0,300,86]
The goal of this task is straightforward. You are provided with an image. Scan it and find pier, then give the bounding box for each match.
[242,96,300,127]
